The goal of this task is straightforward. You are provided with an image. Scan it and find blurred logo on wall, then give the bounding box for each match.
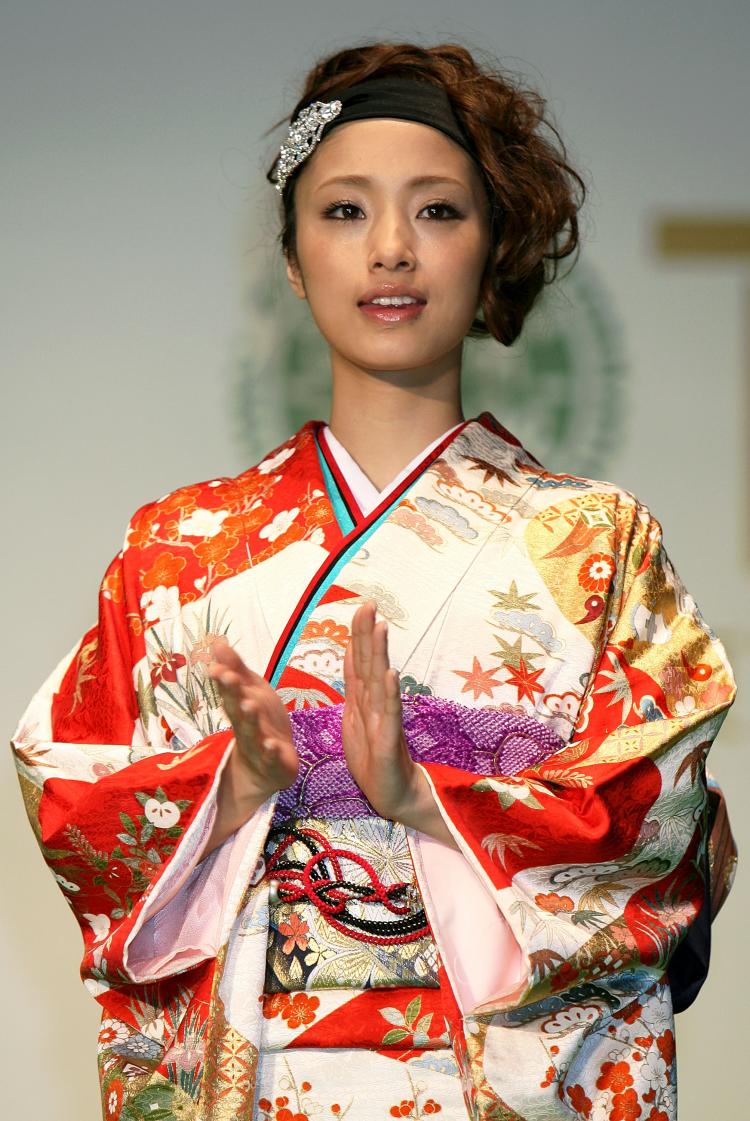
[231,249,627,477]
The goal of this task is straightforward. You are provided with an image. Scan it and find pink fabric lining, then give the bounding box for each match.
[129,802,526,1005]
[408,829,527,1015]
[125,739,272,981]
[126,805,268,978]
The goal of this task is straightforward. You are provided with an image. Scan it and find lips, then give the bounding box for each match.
[356,283,428,325]
[358,301,426,324]
[357,284,427,306]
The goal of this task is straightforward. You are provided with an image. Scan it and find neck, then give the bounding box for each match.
[326,350,464,491]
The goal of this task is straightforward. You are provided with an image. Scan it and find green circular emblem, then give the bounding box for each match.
[232,241,627,478]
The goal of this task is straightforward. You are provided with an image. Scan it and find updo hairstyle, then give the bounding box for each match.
[264,41,587,347]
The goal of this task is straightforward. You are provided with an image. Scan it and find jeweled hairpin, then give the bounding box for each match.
[272,98,343,193]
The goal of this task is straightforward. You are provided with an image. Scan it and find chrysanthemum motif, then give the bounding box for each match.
[97,1018,129,1053]
[111,1032,163,1063]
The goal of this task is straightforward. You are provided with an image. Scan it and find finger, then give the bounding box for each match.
[384,665,404,726]
[343,631,359,704]
[367,618,388,716]
[230,690,260,729]
[350,603,363,679]
[208,642,246,672]
[358,600,375,687]
[210,670,243,711]
[213,673,258,733]
[371,665,403,758]
[208,643,263,685]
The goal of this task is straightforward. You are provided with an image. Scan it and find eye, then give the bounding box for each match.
[419,201,463,220]
[323,200,364,220]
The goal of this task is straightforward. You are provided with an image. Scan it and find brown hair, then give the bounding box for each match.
[264,41,588,347]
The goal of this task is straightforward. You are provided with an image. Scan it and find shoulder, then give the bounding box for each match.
[114,427,313,625]
[477,415,661,547]
[522,453,663,555]
[122,429,305,550]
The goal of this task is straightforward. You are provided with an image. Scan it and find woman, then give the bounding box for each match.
[12,41,738,1121]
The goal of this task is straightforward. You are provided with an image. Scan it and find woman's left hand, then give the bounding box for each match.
[342,599,458,849]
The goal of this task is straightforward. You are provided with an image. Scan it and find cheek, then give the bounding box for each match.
[297,230,356,287]
[421,230,487,292]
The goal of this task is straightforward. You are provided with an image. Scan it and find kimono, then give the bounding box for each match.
[11,410,738,1121]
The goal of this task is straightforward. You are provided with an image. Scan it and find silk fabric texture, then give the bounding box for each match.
[12,412,738,1120]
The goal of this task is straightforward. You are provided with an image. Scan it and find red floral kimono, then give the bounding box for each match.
[12,412,737,1120]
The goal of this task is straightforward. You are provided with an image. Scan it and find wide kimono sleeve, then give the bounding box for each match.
[415,498,738,1015]
[10,505,274,1006]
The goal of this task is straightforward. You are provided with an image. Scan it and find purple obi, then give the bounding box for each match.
[277,692,566,820]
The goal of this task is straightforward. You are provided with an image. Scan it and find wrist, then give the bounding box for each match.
[391,763,431,830]
[392,763,460,851]
[221,739,273,814]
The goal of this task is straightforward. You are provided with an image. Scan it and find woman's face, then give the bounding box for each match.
[286,118,491,380]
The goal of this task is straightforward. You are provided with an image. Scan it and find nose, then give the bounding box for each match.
[367,207,416,271]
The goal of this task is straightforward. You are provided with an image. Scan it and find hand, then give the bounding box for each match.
[341,599,417,821]
[342,601,458,850]
[207,642,298,804]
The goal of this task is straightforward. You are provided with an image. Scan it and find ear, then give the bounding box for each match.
[285,255,307,300]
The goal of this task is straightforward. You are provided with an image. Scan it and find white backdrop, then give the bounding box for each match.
[2,2,747,1117]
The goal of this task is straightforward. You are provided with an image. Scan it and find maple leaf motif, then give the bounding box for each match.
[503,656,546,703]
[481,831,543,870]
[452,656,504,700]
[464,455,517,487]
[490,579,541,613]
[491,633,544,673]
[673,738,711,788]
[592,649,633,720]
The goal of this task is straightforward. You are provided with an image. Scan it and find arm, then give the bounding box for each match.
[416,501,737,1007]
[10,518,276,998]
[410,499,737,1121]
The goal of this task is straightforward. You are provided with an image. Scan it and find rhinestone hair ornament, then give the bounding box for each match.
[271,75,482,194]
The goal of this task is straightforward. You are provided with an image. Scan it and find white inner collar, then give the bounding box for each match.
[322,421,464,517]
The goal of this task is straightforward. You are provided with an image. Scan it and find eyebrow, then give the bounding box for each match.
[314,173,469,192]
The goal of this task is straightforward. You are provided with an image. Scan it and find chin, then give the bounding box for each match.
[351,348,442,374]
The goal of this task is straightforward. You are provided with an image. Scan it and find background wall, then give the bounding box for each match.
[2,2,747,1117]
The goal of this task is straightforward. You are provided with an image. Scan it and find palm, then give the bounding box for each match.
[208,642,298,794]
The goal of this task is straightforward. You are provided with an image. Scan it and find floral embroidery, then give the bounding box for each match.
[578,553,616,593]
[278,913,310,954]
[142,551,187,590]
[262,992,320,1029]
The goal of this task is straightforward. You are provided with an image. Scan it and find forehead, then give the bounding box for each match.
[301,117,480,190]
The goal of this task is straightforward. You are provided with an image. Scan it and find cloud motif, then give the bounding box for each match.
[526,474,591,491]
[479,488,536,520]
[490,609,564,653]
[413,496,478,540]
[434,479,507,523]
[289,643,343,680]
[390,504,444,547]
[345,582,408,625]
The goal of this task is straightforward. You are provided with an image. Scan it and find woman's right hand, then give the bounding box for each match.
[198,643,298,859]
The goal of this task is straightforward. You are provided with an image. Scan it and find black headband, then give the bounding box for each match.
[272,75,482,193]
